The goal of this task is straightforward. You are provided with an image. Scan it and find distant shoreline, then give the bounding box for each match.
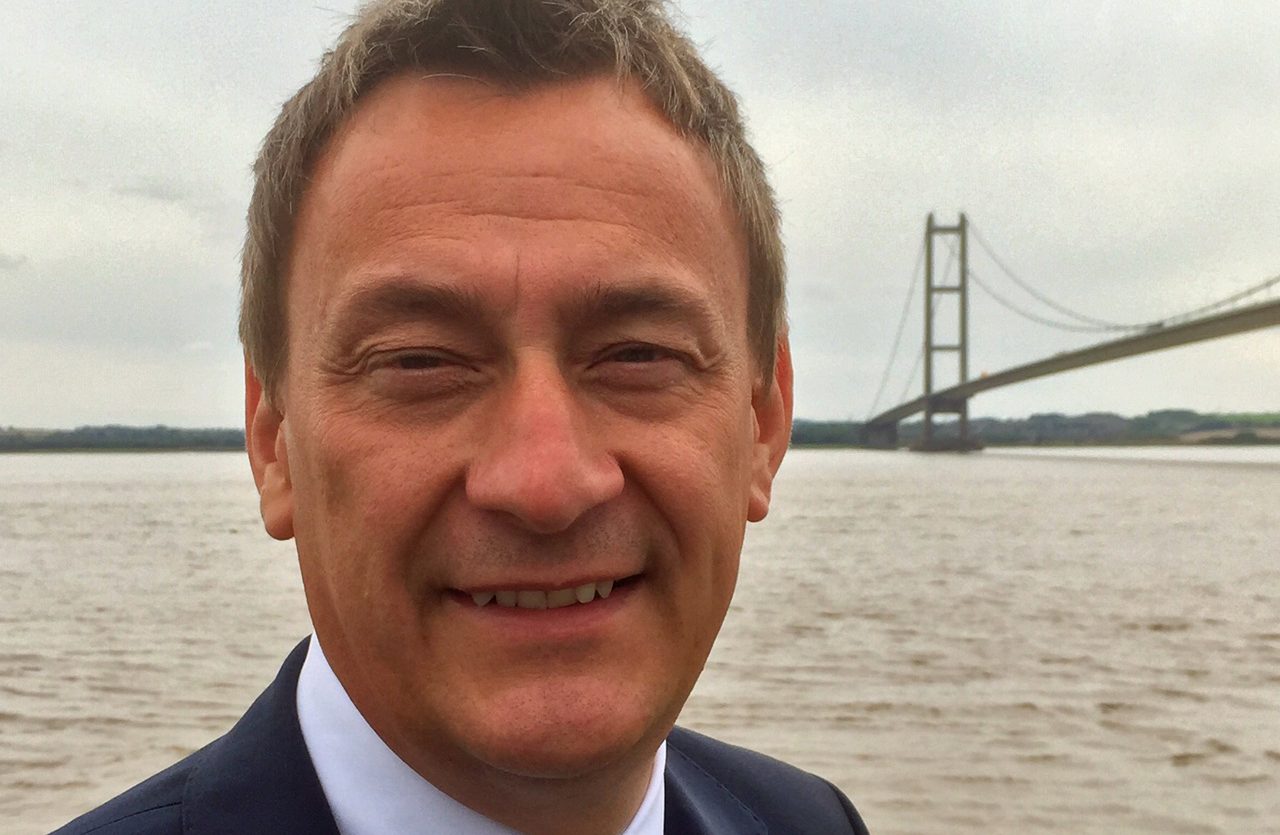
[791,409,1280,448]
[6,440,1278,453]
[791,437,1280,450]
[0,426,245,454]
[3,409,1278,452]
[2,446,246,454]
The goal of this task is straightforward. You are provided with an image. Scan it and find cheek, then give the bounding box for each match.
[681,399,758,510]
[288,414,451,586]
[637,403,754,580]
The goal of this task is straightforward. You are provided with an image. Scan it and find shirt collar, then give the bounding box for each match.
[296,635,666,835]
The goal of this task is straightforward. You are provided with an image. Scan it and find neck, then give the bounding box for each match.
[312,633,666,834]
[397,739,659,835]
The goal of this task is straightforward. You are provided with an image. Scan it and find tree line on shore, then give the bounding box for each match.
[0,425,245,452]
[2,409,1278,451]
[794,409,1280,447]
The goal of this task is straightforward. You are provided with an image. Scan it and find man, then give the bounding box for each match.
[59,1,868,832]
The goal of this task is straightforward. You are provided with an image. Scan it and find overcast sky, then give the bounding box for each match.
[3,0,1278,428]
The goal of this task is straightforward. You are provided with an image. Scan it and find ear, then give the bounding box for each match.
[747,333,794,523]
[245,360,295,541]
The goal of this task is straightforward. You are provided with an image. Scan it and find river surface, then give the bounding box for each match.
[2,447,1277,834]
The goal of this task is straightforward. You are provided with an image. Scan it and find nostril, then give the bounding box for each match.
[465,449,623,534]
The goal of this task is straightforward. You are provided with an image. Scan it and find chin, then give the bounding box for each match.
[457,684,668,780]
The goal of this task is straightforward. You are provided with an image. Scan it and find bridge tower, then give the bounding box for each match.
[917,213,981,451]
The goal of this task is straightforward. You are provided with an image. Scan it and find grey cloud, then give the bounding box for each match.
[685,2,1280,112]
[2,1,1277,424]
[108,176,244,247]
[0,252,28,270]
[0,245,238,356]
[112,178,197,205]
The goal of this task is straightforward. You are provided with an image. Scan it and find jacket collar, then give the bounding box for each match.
[664,736,767,834]
[182,638,340,835]
[182,638,756,835]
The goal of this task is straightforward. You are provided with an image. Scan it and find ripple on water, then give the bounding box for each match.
[8,448,1280,834]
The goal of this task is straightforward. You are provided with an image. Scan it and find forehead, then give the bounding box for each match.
[286,72,747,319]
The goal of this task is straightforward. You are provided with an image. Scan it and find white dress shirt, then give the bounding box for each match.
[296,635,666,834]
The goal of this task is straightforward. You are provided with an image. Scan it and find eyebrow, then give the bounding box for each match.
[563,281,724,340]
[323,273,725,346]
[326,277,502,339]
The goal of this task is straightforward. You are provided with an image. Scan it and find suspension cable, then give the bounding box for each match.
[969,220,1280,330]
[967,266,1132,334]
[898,345,924,406]
[893,247,954,408]
[865,237,925,419]
[1158,272,1280,325]
[968,222,1136,330]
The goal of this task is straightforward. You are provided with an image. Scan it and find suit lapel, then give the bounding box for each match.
[182,641,773,834]
[664,743,767,835]
[182,639,340,835]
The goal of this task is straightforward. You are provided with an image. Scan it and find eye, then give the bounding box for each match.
[368,348,462,373]
[606,344,671,364]
[587,342,692,393]
[363,348,483,402]
[389,352,449,370]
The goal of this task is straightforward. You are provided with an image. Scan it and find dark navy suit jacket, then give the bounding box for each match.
[55,640,869,834]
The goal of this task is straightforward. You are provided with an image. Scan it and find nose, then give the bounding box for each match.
[465,358,624,534]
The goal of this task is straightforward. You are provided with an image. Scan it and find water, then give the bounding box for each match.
[3,448,1277,834]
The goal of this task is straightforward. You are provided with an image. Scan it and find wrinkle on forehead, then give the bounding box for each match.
[320,158,725,241]
[306,72,733,229]
[286,71,749,345]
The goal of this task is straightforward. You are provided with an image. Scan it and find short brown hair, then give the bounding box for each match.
[240,0,784,399]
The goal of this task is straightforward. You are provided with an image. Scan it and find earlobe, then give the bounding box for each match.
[747,335,794,523]
[244,361,296,541]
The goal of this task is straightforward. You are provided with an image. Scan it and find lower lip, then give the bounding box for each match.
[446,581,639,639]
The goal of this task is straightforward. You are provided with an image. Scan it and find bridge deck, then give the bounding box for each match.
[866,298,1280,428]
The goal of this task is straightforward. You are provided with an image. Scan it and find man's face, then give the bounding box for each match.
[248,73,791,790]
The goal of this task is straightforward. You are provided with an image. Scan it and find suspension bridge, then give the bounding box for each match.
[860,214,1280,451]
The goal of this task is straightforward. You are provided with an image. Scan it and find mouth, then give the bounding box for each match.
[454,575,641,611]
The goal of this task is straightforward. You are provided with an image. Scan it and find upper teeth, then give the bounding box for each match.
[471,580,615,609]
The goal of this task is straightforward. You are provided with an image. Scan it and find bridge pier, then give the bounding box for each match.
[919,215,981,451]
[915,394,983,451]
[911,434,983,452]
[859,422,898,449]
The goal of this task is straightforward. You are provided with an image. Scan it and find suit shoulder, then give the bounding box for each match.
[51,750,198,834]
[667,726,869,834]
